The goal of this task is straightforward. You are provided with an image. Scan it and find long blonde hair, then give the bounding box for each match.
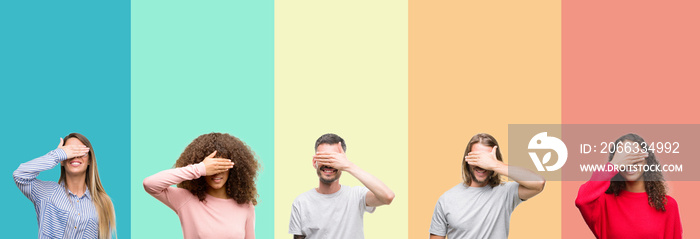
[59,133,116,238]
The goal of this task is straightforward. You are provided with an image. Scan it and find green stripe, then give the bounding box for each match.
[131,1,274,238]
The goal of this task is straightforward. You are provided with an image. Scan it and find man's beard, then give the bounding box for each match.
[319,176,339,184]
[317,168,340,184]
[471,166,492,184]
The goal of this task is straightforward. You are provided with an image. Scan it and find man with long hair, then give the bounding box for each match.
[430,133,545,239]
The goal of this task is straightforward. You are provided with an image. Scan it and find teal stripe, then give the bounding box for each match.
[0,1,131,238]
[131,1,274,238]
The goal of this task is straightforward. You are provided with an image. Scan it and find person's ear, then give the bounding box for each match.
[312,158,317,169]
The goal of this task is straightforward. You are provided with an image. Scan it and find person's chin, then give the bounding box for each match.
[66,168,87,176]
[471,173,490,184]
[319,175,338,184]
[623,174,643,182]
[621,170,643,182]
[206,182,224,189]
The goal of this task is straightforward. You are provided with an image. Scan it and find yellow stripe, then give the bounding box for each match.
[275,0,408,237]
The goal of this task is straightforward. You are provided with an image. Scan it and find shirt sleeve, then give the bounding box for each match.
[13,149,67,203]
[357,186,376,213]
[289,199,303,236]
[429,196,448,237]
[505,182,523,211]
[245,203,256,239]
[575,162,618,237]
[142,162,206,212]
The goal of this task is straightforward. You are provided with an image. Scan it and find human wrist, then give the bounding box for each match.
[344,162,359,174]
[492,161,508,175]
[195,162,207,176]
[53,148,68,162]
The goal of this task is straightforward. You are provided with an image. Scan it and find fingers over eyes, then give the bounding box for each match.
[207,151,218,158]
[313,155,333,159]
[314,152,338,156]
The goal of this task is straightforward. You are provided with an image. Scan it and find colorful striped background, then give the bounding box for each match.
[1,1,698,238]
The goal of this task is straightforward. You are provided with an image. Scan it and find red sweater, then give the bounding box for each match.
[575,163,682,239]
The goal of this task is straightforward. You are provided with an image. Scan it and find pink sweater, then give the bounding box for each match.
[144,162,255,239]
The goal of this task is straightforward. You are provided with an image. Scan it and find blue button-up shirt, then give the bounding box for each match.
[14,149,99,239]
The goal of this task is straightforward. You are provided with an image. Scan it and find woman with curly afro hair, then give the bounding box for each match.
[575,133,682,239]
[144,133,260,239]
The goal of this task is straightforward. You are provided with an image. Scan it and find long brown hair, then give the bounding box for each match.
[462,133,504,187]
[175,133,260,205]
[59,133,116,238]
[606,133,667,211]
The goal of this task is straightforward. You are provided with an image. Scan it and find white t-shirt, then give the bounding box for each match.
[430,182,522,239]
[289,185,376,238]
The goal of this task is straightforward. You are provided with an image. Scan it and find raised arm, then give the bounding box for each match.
[14,138,89,202]
[575,152,647,235]
[313,143,395,207]
[345,164,395,207]
[143,151,234,210]
[576,152,647,205]
[465,146,546,200]
[575,164,617,206]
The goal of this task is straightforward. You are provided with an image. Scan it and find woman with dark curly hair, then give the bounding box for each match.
[143,133,259,239]
[575,133,682,239]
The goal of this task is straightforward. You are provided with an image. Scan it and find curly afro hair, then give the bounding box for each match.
[175,133,260,205]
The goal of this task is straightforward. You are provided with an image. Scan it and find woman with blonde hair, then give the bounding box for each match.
[14,133,116,238]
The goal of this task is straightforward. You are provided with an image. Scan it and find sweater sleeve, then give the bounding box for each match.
[13,149,67,203]
[575,162,618,236]
[664,196,682,239]
[245,203,256,239]
[143,162,206,212]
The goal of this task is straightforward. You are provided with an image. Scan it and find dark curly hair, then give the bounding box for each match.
[606,133,667,211]
[175,133,260,205]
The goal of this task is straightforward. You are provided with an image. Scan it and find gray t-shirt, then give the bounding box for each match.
[430,182,522,239]
[289,185,376,238]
